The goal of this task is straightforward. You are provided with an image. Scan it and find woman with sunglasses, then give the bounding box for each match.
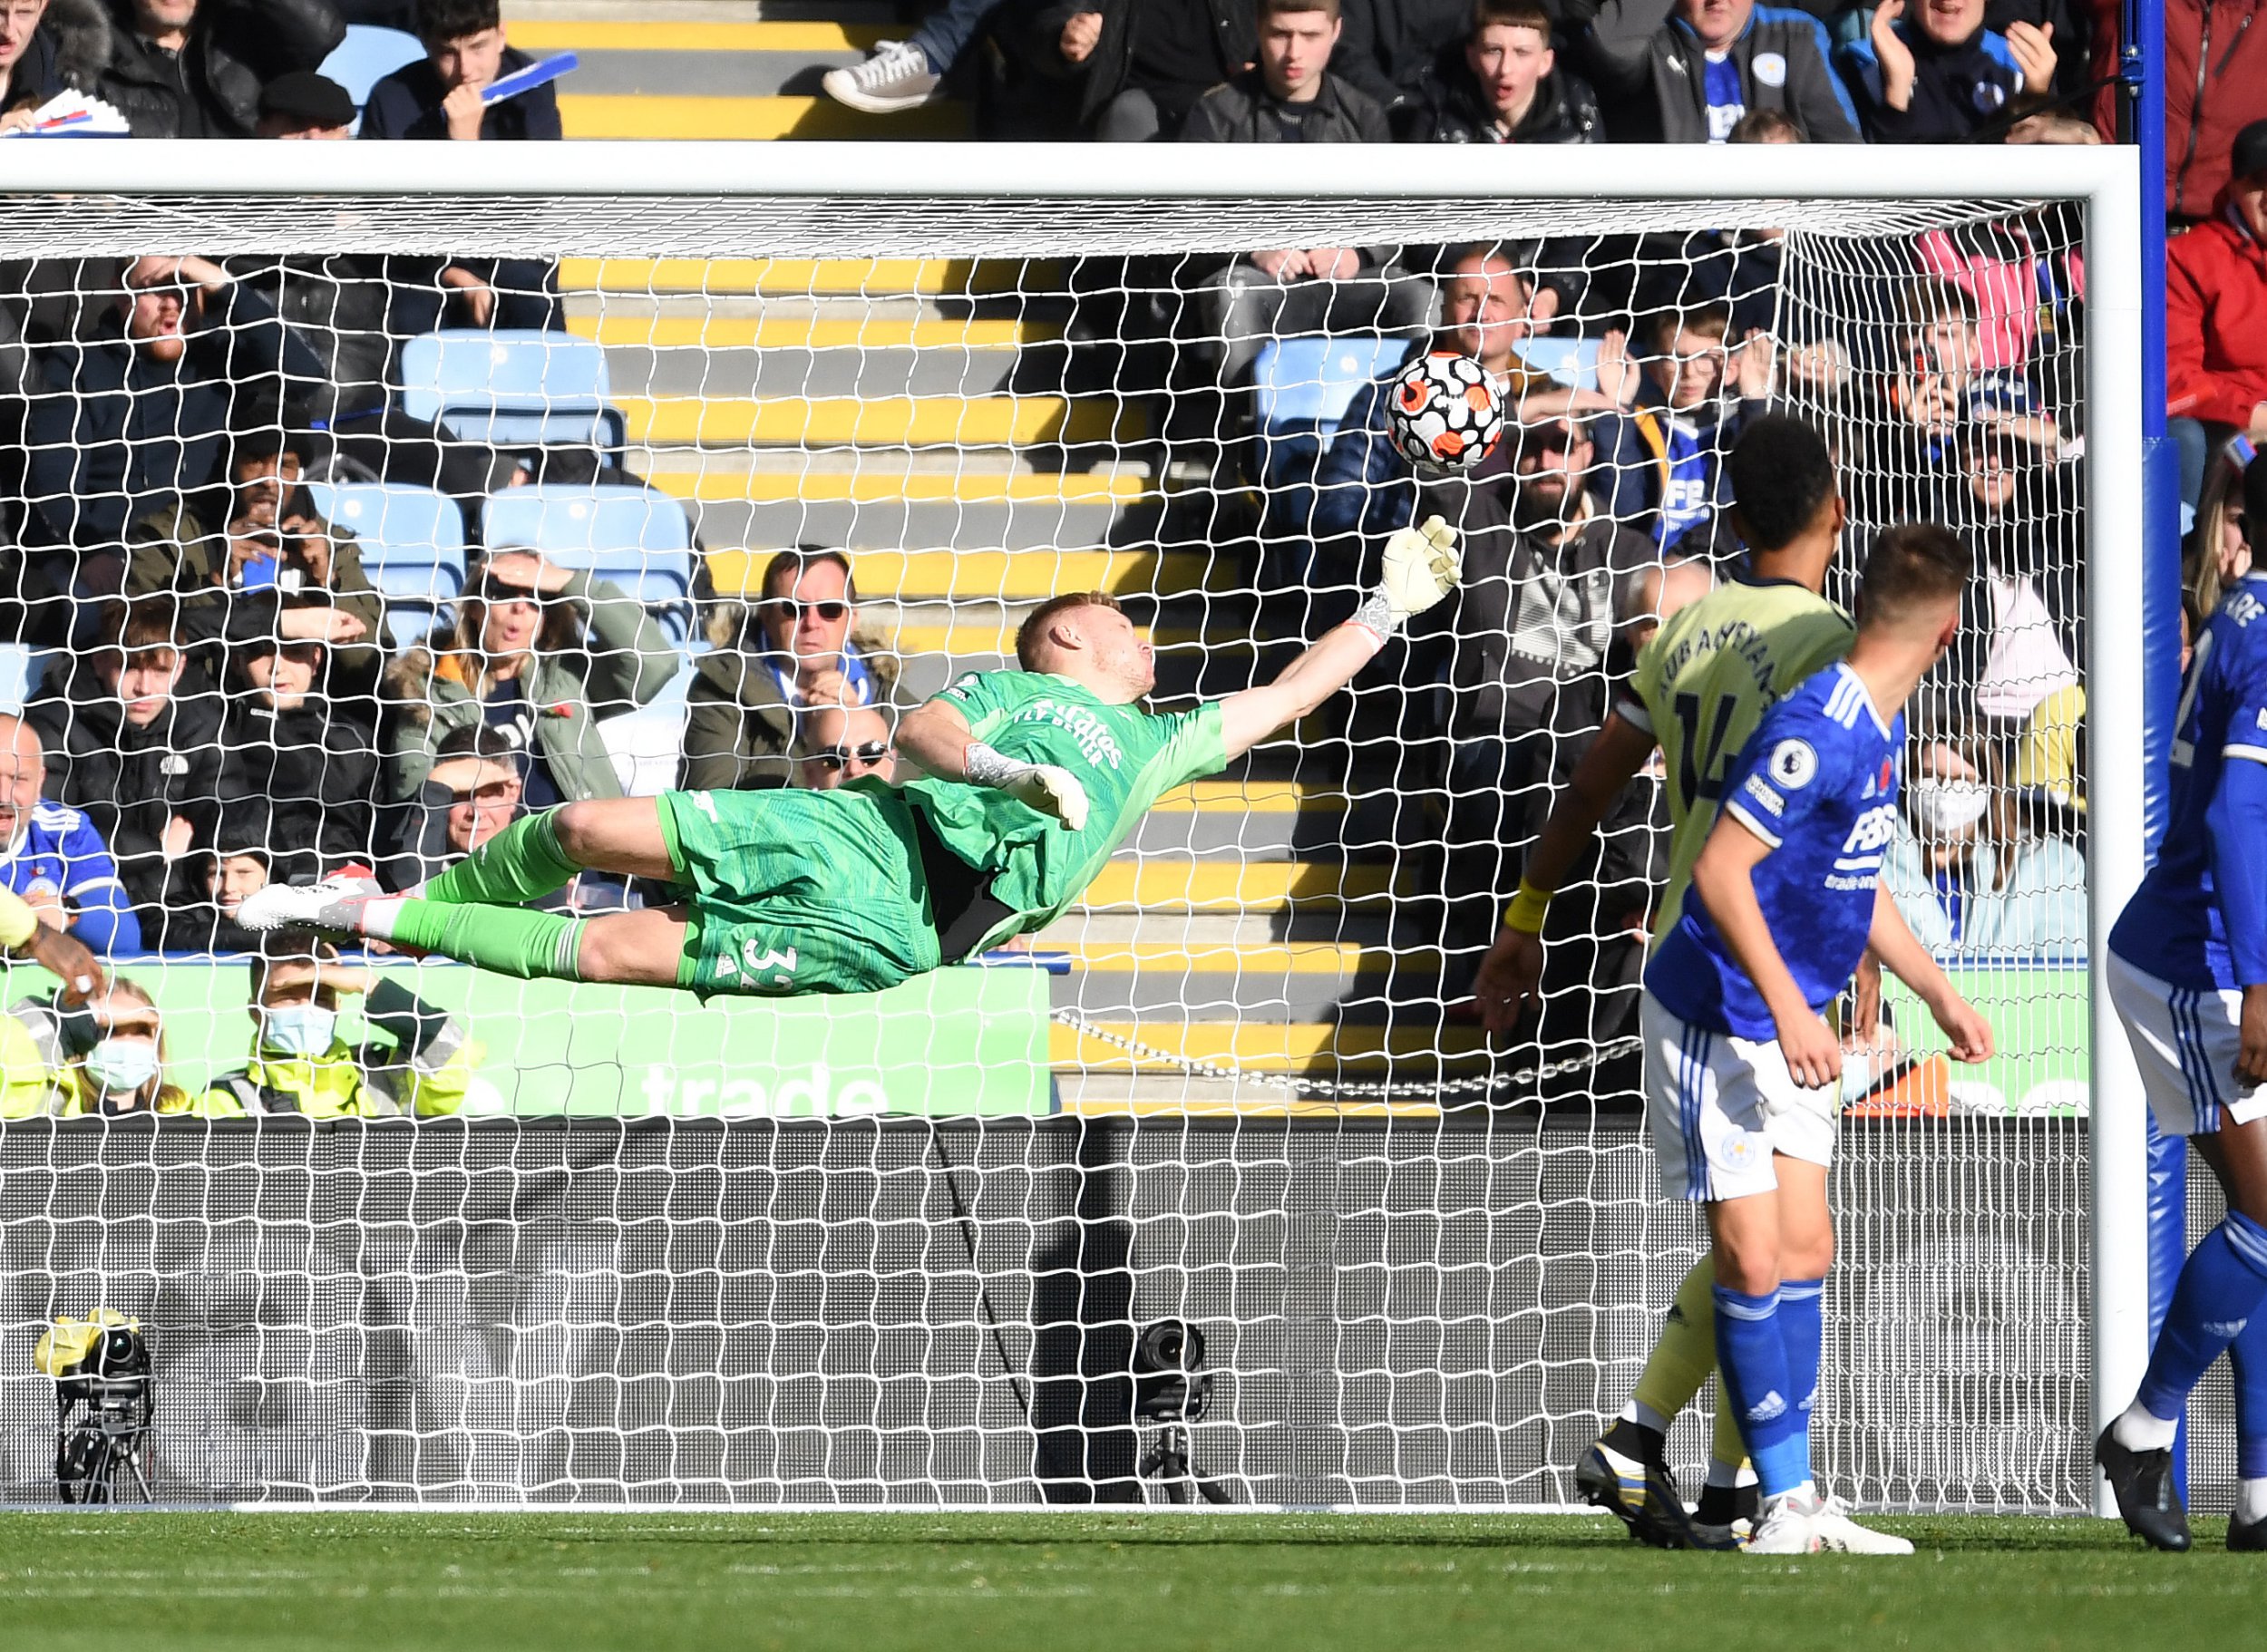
[679,546,906,792]
[383,548,678,813]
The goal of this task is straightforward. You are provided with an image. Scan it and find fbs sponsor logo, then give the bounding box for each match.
[638,1063,890,1118]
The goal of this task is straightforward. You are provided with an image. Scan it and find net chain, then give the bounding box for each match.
[1047,1006,1645,1100]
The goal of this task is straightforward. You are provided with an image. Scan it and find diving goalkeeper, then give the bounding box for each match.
[238,521,1463,991]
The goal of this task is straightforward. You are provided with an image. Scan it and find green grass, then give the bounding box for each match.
[0,1511,2245,1651]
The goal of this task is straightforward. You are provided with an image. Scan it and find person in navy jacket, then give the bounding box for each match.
[1836,0,2058,143]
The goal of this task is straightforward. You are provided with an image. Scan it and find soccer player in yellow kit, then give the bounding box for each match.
[1473,413,1899,1552]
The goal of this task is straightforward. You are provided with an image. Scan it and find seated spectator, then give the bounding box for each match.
[98,0,345,138]
[821,0,987,113]
[360,0,555,141]
[1313,245,1595,553]
[1580,0,1861,143]
[2167,120,2267,510]
[1036,0,1256,142]
[253,65,352,136]
[193,935,483,1117]
[362,0,561,332]
[217,600,380,867]
[0,714,140,953]
[1,0,105,131]
[1889,277,2058,469]
[1932,422,2080,730]
[125,421,384,695]
[26,598,224,936]
[384,549,678,808]
[1838,0,2057,143]
[1427,411,1658,954]
[2186,441,2255,618]
[1176,1,1432,386]
[1403,0,1602,144]
[1590,303,1771,554]
[380,724,636,907]
[798,705,897,791]
[23,255,325,582]
[0,977,186,1118]
[1883,713,2087,955]
[680,548,906,792]
[164,800,276,952]
[1334,0,1470,124]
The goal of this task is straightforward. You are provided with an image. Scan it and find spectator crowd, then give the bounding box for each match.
[0,0,2256,1114]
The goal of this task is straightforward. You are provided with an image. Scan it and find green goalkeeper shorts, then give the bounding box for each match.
[657,787,943,997]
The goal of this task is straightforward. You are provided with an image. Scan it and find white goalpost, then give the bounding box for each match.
[0,141,2145,1511]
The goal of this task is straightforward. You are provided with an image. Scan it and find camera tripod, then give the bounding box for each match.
[1136,1418,1234,1505]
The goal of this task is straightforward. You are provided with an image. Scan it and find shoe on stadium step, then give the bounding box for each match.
[2228,1508,2267,1551]
[1574,1438,1709,1550]
[1742,1491,1822,1556]
[1813,1495,1913,1555]
[2096,1424,2192,1551]
[236,872,384,940]
[821,42,940,113]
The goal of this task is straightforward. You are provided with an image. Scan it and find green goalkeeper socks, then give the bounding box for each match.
[390,899,586,983]
[418,811,580,908]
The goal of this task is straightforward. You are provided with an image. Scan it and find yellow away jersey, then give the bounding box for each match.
[1618,573,1856,944]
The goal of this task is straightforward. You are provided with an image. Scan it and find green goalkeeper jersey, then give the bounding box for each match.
[901,670,1229,952]
[1618,571,1855,947]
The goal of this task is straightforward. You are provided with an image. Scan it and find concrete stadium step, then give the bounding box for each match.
[559,94,969,140]
[1048,1020,1489,1074]
[1050,942,1446,1022]
[564,259,1060,297]
[619,344,1036,402]
[707,547,1219,601]
[1055,1073,1441,1118]
[643,465,1140,557]
[571,316,1058,350]
[621,394,1138,449]
[513,19,884,99]
[1075,860,1396,913]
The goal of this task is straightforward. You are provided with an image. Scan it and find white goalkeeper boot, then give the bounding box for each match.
[1812,1495,1914,1555]
[237,871,386,939]
[1742,1489,1822,1555]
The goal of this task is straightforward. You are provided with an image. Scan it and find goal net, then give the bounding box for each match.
[0,146,2143,1511]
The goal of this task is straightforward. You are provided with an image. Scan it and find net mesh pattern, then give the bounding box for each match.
[0,187,2100,1511]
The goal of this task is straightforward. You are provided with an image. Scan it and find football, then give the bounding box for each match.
[1384,350,1505,474]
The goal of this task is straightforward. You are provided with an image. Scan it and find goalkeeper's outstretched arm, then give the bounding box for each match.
[1219,517,1463,760]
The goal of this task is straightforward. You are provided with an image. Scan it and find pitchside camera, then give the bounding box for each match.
[1131,1319,1211,1424]
[36,1312,156,1504]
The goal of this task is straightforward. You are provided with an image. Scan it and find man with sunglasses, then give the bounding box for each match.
[239,520,1464,1007]
[798,706,897,792]
[680,548,907,792]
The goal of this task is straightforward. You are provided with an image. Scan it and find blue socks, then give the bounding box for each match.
[1713,1283,1812,1498]
[2136,1210,2267,1424]
[1779,1277,1826,1438]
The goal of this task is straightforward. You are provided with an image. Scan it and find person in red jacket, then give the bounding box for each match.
[2168,120,2267,509]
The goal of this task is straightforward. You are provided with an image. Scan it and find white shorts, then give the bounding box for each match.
[1639,990,1839,1203]
[2106,949,2267,1136]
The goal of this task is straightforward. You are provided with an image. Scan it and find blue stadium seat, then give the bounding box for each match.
[319,25,424,131]
[1513,336,1601,392]
[1251,335,1416,587]
[397,330,627,452]
[0,644,34,713]
[481,484,696,642]
[305,480,469,649]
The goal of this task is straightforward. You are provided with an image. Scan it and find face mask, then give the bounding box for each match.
[1910,777,1990,840]
[84,1037,160,1096]
[261,1005,336,1059]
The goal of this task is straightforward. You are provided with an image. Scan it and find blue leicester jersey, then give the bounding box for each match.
[0,801,140,954]
[2111,574,2267,991]
[1647,662,1902,1040]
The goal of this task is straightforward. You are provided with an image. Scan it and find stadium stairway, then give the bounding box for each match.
[526,0,1484,1113]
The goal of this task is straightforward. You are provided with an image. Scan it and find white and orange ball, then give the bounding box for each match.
[1384,350,1505,475]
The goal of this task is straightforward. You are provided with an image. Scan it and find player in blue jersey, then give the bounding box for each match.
[1642,523,1992,1554]
[2098,457,2267,1553]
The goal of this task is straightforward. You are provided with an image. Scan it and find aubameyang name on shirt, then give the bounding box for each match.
[1009,698,1124,771]
[1658,618,1782,700]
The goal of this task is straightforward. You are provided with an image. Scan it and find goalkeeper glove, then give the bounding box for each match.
[962,742,1090,831]
[1354,515,1462,641]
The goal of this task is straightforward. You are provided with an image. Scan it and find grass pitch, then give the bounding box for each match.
[0,1511,2244,1651]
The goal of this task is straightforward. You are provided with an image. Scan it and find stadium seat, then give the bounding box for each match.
[318,25,423,131]
[304,481,469,650]
[481,484,697,642]
[397,330,628,452]
[1513,335,1602,392]
[1252,335,1416,587]
[600,654,694,797]
[0,643,33,713]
